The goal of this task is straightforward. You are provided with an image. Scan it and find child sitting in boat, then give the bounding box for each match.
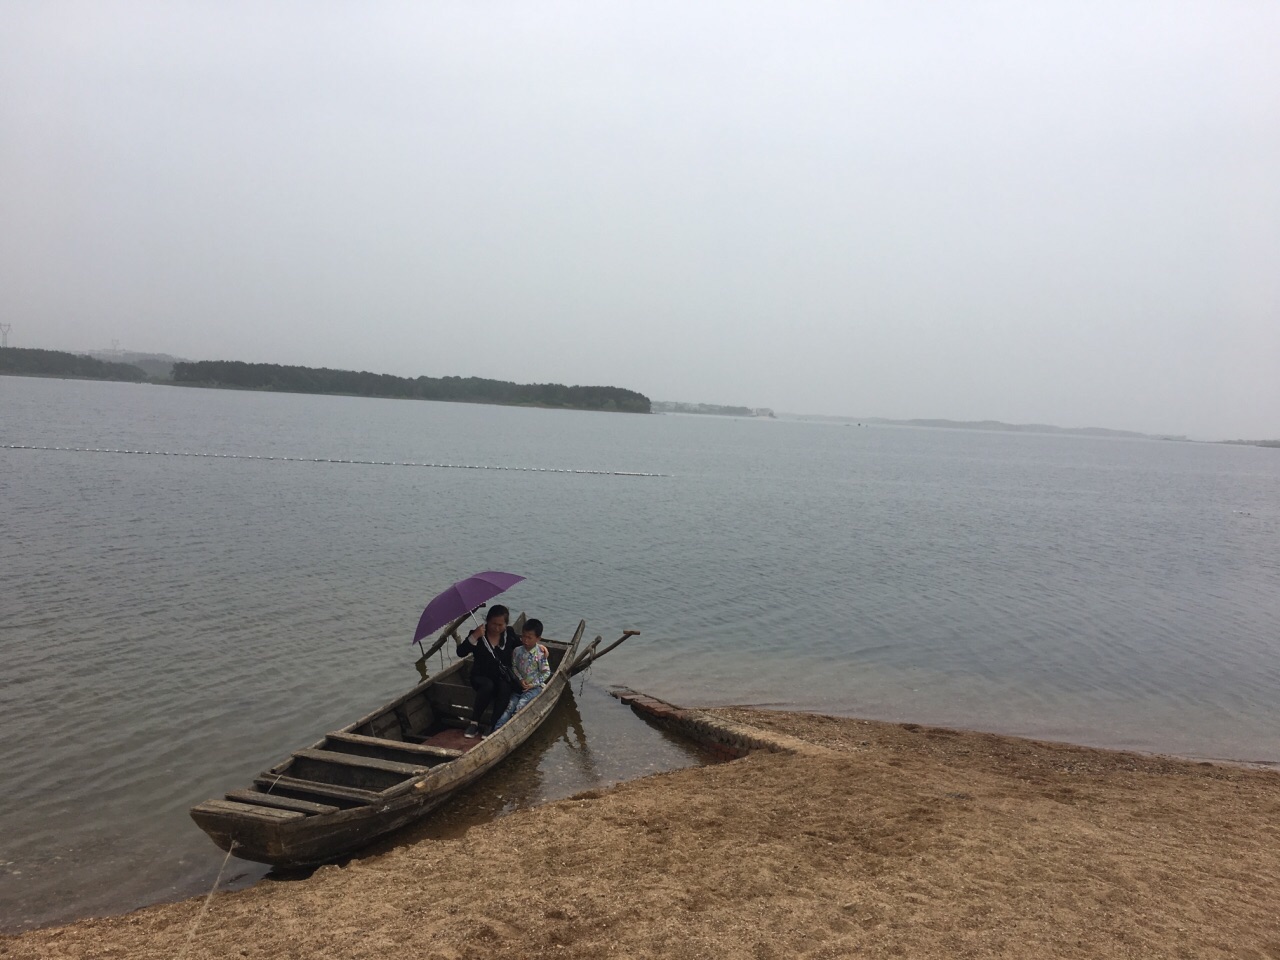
[491,619,551,732]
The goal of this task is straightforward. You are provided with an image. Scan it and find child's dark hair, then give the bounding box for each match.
[523,618,543,637]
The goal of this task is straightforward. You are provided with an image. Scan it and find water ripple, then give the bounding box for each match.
[3,376,1279,931]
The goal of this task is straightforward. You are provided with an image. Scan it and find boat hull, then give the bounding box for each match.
[191,625,584,867]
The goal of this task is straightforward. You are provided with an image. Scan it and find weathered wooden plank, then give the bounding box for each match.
[570,637,602,673]
[402,696,431,728]
[326,731,463,762]
[591,629,638,663]
[378,696,432,741]
[368,713,402,740]
[338,658,467,737]
[292,748,428,777]
[569,631,634,676]
[252,775,380,806]
[192,799,305,822]
[225,790,340,816]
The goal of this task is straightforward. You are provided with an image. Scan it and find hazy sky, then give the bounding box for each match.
[2,2,1277,438]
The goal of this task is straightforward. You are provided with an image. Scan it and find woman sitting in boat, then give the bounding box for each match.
[491,619,551,732]
[456,604,518,738]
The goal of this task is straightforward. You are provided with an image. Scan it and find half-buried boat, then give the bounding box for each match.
[190,618,635,866]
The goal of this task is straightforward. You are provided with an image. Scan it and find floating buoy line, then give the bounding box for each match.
[1,444,668,478]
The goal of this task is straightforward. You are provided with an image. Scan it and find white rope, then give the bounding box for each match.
[261,772,286,794]
[175,841,238,960]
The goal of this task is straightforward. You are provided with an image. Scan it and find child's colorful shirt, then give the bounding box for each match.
[512,644,551,688]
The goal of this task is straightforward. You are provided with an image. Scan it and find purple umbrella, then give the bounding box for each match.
[412,570,526,645]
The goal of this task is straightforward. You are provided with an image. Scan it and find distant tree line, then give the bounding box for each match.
[171,360,651,413]
[1222,439,1280,449]
[652,400,774,418]
[0,347,147,382]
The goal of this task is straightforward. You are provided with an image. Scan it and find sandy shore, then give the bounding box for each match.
[4,709,1279,959]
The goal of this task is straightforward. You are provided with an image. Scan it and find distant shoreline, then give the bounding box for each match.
[1219,438,1280,449]
[0,348,651,415]
[5,347,1273,443]
[159,378,652,413]
[0,369,653,415]
[778,413,1182,441]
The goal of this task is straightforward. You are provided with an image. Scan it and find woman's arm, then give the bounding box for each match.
[455,626,482,657]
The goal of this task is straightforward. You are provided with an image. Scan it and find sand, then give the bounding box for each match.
[4,709,1279,960]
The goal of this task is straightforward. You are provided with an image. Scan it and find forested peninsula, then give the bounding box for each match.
[1,347,650,413]
[171,360,651,413]
[0,347,147,381]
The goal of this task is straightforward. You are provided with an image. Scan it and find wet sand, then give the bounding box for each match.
[4,709,1279,959]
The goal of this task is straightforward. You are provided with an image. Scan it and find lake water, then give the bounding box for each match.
[3,376,1278,931]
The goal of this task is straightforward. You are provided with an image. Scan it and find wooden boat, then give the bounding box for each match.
[191,619,635,866]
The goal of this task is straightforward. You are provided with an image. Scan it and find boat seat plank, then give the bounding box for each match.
[192,799,306,823]
[292,748,428,777]
[225,790,340,816]
[253,775,381,805]
[326,731,463,761]
[367,712,404,741]
[427,682,478,710]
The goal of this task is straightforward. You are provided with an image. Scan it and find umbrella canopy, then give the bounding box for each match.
[412,570,526,644]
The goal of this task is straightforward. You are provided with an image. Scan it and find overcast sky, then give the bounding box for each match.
[2,2,1277,438]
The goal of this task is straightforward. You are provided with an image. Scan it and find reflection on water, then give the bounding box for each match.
[367,684,718,854]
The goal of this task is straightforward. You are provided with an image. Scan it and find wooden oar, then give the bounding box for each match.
[571,637,602,674]
[592,629,639,663]
[419,611,474,661]
[569,629,638,675]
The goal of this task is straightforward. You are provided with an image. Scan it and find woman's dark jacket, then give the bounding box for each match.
[455,629,517,684]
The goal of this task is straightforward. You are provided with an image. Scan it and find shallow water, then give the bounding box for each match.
[2,376,1278,930]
